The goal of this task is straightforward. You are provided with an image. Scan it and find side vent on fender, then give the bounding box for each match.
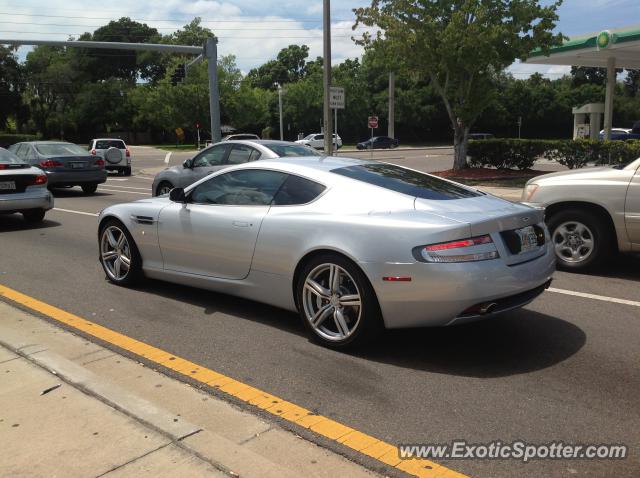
[131,215,155,225]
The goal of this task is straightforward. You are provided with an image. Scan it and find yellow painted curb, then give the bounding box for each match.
[0,283,468,478]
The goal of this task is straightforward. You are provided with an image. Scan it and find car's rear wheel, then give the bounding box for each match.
[123,167,132,177]
[22,209,46,223]
[82,183,98,195]
[547,209,611,271]
[156,181,173,196]
[99,219,142,286]
[296,253,382,349]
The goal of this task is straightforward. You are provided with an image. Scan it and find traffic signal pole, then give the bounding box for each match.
[0,37,222,143]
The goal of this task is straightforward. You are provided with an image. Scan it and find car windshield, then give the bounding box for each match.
[266,144,321,157]
[95,140,126,149]
[35,143,88,156]
[303,134,316,140]
[0,148,23,164]
[331,163,481,200]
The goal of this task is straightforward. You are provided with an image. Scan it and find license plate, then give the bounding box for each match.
[516,226,539,253]
[71,162,86,169]
[0,181,16,190]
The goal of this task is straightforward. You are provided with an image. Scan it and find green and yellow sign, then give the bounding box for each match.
[597,30,613,49]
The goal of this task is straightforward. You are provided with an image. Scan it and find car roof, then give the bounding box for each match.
[233,155,374,175]
[92,138,127,142]
[20,141,76,145]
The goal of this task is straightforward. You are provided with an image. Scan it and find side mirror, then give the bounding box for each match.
[169,187,186,203]
[183,158,193,169]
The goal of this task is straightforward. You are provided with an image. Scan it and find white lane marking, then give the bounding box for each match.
[52,208,98,217]
[548,287,640,308]
[135,176,154,181]
[97,187,151,196]
[101,184,151,191]
[164,152,172,164]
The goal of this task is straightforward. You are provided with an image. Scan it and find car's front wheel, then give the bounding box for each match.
[547,209,612,271]
[296,253,382,349]
[99,219,142,286]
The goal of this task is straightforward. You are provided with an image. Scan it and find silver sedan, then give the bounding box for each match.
[99,157,555,349]
[151,140,320,196]
[0,147,53,223]
[522,157,640,271]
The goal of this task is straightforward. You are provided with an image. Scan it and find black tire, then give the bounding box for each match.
[22,209,46,223]
[124,167,132,177]
[296,253,383,349]
[156,181,174,196]
[547,208,612,272]
[82,183,98,195]
[98,218,143,286]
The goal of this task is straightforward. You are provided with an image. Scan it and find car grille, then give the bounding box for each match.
[0,175,37,194]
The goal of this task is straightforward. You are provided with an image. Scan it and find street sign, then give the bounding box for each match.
[329,87,345,109]
[368,116,379,129]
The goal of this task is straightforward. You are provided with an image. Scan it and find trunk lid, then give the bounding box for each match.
[42,155,104,172]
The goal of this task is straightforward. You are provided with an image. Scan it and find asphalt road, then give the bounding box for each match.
[1,146,638,478]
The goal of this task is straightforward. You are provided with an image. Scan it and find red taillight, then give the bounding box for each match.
[125,149,130,157]
[39,160,63,168]
[95,159,105,167]
[27,174,47,186]
[424,235,493,251]
[90,149,96,155]
[0,164,6,170]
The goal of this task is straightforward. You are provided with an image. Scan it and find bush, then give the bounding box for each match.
[468,138,551,170]
[468,138,640,170]
[0,133,38,149]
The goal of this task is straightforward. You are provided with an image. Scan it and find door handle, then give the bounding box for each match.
[232,221,249,227]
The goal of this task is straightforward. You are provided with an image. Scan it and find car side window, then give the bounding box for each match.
[315,134,324,141]
[190,169,288,206]
[272,175,326,206]
[193,145,227,168]
[227,145,261,165]
[14,144,28,159]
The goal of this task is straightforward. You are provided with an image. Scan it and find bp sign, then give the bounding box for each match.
[597,30,614,49]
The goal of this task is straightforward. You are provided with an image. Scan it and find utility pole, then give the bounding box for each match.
[322,0,333,155]
[277,83,284,140]
[388,72,395,139]
[205,37,222,144]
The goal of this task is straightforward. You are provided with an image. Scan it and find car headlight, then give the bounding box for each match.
[522,184,539,202]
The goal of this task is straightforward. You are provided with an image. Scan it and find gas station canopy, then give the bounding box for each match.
[525,26,640,139]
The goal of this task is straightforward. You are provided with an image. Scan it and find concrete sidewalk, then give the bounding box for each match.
[0,301,379,478]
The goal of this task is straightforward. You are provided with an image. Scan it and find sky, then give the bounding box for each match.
[0,0,639,76]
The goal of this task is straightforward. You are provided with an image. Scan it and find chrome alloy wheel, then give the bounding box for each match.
[302,263,362,342]
[553,221,594,264]
[100,225,132,281]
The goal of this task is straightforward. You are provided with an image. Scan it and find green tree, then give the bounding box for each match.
[354,0,564,169]
[0,46,22,130]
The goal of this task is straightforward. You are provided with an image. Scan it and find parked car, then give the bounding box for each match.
[295,133,342,150]
[597,128,640,141]
[0,147,53,223]
[521,157,640,271]
[356,136,400,150]
[99,156,554,349]
[89,138,132,176]
[152,140,321,196]
[221,133,260,141]
[8,141,107,195]
[468,133,495,140]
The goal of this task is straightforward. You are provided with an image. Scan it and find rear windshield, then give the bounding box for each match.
[95,140,126,149]
[0,148,23,164]
[35,143,88,156]
[266,144,321,157]
[331,163,481,200]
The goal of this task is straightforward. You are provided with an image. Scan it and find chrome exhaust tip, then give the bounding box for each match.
[479,302,498,314]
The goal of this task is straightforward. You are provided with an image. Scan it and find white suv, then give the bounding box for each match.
[89,138,132,176]
[295,133,342,150]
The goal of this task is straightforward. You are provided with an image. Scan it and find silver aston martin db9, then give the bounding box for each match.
[98,157,555,348]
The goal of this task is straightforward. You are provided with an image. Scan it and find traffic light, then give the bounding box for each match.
[170,64,186,86]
